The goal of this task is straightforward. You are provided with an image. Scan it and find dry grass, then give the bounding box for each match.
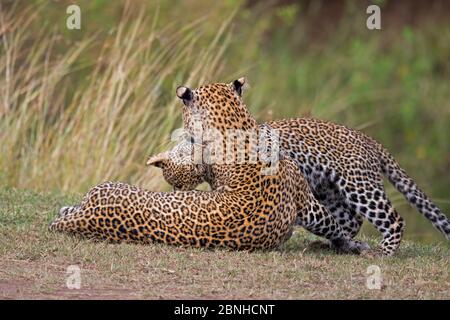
[0,187,448,300]
[0,3,232,193]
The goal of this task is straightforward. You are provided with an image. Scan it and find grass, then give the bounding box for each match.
[1,187,448,299]
[0,2,232,192]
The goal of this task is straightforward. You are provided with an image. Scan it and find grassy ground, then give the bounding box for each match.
[1,187,448,300]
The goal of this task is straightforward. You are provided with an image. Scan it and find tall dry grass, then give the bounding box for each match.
[0,4,232,193]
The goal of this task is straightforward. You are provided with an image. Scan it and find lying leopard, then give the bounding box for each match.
[49,81,366,253]
[163,78,449,256]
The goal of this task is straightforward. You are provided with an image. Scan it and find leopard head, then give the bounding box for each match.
[146,141,206,191]
[176,77,257,136]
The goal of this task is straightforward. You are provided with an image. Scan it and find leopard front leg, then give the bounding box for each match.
[313,183,364,238]
[297,190,370,254]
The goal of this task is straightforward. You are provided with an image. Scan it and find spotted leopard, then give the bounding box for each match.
[169,78,449,256]
[49,80,366,253]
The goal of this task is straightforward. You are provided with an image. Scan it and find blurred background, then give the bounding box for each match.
[0,0,449,242]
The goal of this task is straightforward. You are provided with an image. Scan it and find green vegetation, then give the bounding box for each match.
[0,188,448,299]
[0,2,448,243]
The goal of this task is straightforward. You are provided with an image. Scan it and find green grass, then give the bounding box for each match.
[1,188,448,299]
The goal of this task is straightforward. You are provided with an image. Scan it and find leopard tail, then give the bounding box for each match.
[379,147,450,239]
[49,206,81,231]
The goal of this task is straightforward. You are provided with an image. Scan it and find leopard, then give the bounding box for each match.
[146,139,207,191]
[171,77,450,256]
[49,80,368,253]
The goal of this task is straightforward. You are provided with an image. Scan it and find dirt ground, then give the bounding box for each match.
[1,188,449,300]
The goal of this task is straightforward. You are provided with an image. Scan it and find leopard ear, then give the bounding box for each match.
[231,77,246,96]
[146,151,169,168]
[176,86,193,106]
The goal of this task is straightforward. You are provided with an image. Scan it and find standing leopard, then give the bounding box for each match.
[49,81,367,253]
[170,77,449,256]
